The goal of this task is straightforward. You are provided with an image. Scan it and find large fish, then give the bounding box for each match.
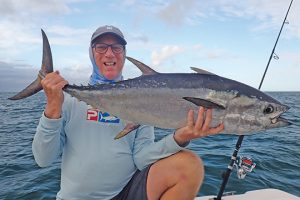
[9,30,290,139]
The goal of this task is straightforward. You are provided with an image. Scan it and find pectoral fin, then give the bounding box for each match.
[183,97,225,109]
[114,123,140,140]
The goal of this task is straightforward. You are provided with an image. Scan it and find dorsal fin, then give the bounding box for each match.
[126,56,158,75]
[190,67,216,75]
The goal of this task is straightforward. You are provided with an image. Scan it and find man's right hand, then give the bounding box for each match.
[41,71,68,119]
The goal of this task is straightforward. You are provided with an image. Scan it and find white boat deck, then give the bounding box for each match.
[195,189,299,200]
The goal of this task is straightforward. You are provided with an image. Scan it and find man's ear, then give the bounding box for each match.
[123,49,127,62]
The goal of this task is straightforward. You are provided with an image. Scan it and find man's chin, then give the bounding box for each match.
[104,72,119,80]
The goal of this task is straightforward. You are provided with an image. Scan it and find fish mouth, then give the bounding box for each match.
[283,105,290,112]
[269,104,291,128]
[271,116,291,126]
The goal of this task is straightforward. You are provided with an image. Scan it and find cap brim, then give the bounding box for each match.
[91,32,127,45]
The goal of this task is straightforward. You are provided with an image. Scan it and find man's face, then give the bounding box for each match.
[92,34,125,80]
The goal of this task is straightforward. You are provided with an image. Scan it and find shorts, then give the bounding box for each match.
[111,165,152,200]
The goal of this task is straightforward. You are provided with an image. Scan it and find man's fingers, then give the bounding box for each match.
[55,80,69,90]
[208,123,224,135]
[45,71,62,81]
[43,72,66,89]
[181,107,224,140]
[187,110,194,127]
[195,107,204,130]
[202,109,212,131]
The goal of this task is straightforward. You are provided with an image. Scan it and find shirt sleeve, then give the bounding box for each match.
[132,125,188,170]
[32,113,66,167]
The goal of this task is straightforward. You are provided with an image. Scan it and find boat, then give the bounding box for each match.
[195,188,299,200]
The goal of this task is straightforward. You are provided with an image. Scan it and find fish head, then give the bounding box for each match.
[258,100,291,129]
[224,93,291,133]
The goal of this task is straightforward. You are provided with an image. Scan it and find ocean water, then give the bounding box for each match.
[0,92,299,199]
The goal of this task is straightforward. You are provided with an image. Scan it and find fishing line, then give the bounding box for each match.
[215,1,294,199]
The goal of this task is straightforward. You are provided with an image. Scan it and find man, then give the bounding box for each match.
[32,25,224,200]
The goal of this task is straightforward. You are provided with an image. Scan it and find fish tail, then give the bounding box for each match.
[8,29,53,100]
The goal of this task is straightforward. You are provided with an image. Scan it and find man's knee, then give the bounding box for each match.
[146,150,204,199]
[173,150,204,182]
[175,150,203,168]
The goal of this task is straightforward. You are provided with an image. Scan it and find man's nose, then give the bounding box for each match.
[105,46,115,57]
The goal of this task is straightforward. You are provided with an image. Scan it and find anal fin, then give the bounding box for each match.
[114,123,140,140]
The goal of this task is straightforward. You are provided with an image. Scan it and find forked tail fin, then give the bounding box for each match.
[8,29,53,100]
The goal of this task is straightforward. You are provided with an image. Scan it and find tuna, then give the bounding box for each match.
[9,30,290,139]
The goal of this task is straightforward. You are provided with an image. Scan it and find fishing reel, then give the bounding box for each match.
[234,156,256,179]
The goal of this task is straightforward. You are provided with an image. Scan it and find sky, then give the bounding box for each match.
[0,0,299,92]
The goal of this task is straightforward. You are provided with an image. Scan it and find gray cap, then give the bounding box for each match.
[91,25,127,45]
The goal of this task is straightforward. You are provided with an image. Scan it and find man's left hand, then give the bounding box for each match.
[174,107,224,146]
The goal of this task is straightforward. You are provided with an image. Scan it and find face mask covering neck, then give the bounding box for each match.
[88,47,123,85]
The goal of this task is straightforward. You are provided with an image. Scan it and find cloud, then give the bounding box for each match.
[0,0,94,91]
[127,33,149,44]
[0,0,92,60]
[0,0,95,22]
[45,25,91,46]
[193,44,203,51]
[0,0,72,23]
[0,60,92,92]
[215,0,300,37]
[151,45,184,66]
[0,23,92,64]
[279,51,300,69]
[117,0,300,38]
[148,43,234,72]
[47,25,89,37]
[59,64,91,85]
[0,61,37,92]
[157,0,197,26]
[0,20,39,49]
[123,0,136,6]
[192,43,236,61]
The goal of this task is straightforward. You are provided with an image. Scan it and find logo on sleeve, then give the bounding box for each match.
[87,109,120,123]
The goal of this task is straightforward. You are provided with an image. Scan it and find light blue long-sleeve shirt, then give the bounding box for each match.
[32,94,185,200]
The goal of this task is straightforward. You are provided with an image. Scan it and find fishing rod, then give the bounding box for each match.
[215,1,294,199]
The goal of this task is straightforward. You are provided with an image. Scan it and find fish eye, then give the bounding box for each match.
[264,105,274,114]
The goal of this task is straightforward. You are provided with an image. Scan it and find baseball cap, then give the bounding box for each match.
[91,25,127,45]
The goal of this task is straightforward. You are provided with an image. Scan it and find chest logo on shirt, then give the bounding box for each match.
[86,109,120,123]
